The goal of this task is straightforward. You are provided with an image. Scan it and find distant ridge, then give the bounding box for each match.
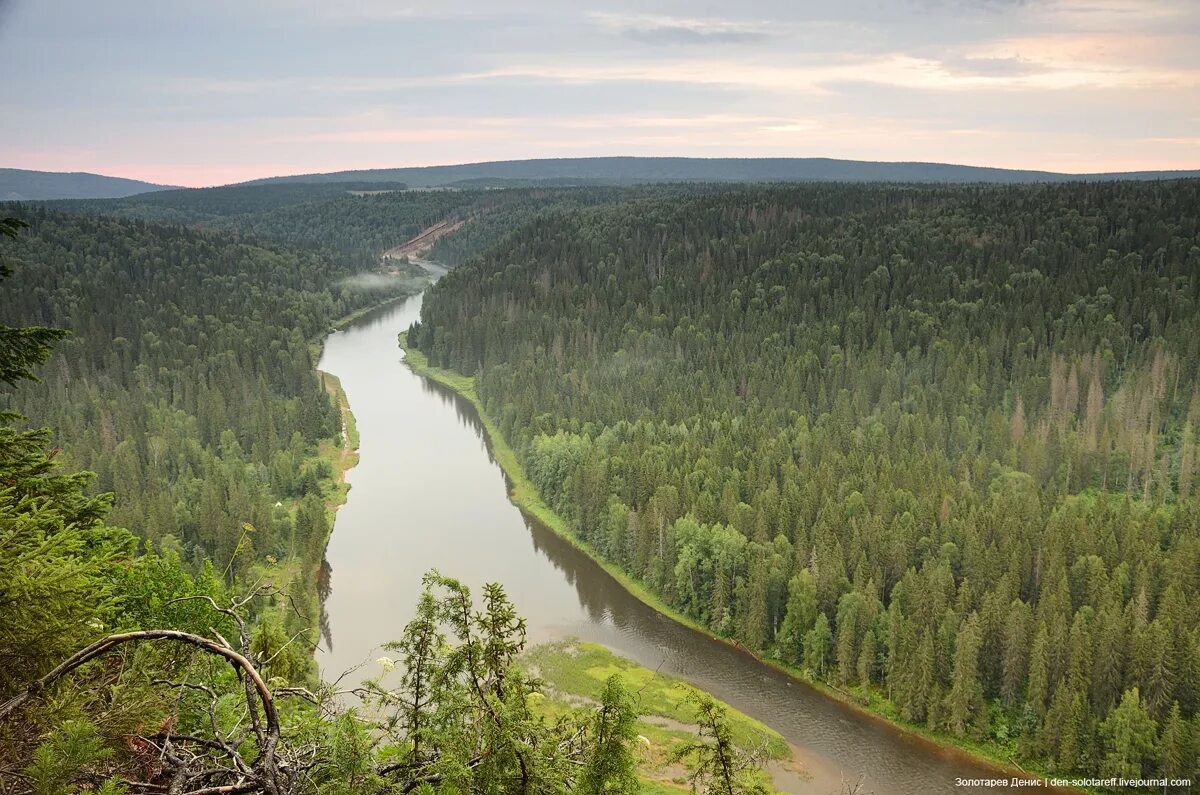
[0,168,177,200]
[8,158,1197,198]
[241,156,1200,188]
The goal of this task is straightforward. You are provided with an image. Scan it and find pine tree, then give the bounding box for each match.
[671,691,770,795]
[579,676,640,795]
[803,613,833,677]
[1157,702,1194,783]
[1027,625,1051,716]
[946,613,984,737]
[1001,600,1031,707]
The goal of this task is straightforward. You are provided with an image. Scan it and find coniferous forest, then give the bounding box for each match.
[0,198,722,795]
[0,206,412,573]
[3,177,1200,793]
[411,180,1200,782]
[6,0,1199,791]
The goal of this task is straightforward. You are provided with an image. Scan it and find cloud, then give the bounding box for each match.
[591,13,770,45]
[1145,136,1200,146]
[2,0,1197,182]
[623,25,767,45]
[466,51,1194,94]
[338,273,419,291]
[763,120,821,132]
[938,55,1044,77]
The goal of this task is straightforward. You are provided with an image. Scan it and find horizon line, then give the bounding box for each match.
[5,153,1200,191]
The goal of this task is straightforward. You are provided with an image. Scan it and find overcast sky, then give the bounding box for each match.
[1,0,1197,186]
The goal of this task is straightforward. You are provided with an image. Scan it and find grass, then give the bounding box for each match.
[527,641,789,759]
[397,334,1093,792]
[314,371,359,515]
[525,640,793,793]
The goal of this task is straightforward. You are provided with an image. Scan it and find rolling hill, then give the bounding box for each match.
[241,156,1200,188]
[0,168,177,200]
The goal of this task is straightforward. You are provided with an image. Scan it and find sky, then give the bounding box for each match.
[1,0,1197,187]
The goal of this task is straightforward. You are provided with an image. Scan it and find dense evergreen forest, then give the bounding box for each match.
[0,205,422,576]
[411,180,1200,783]
[60,183,700,269]
[1,205,759,794]
[241,156,1200,188]
[52,185,472,267]
[6,175,1200,791]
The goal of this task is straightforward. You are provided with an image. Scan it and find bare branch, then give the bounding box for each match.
[0,629,286,795]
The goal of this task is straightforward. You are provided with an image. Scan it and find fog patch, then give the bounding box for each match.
[338,272,413,291]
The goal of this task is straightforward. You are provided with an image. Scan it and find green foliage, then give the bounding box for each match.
[945,613,984,738]
[0,206,412,574]
[414,179,1200,780]
[579,675,640,795]
[353,573,658,794]
[0,474,135,696]
[776,571,817,665]
[1100,688,1158,778]
[0,220,139,734]
[26,719,114,795]
[803,614,833,677]
[670,692,771,795]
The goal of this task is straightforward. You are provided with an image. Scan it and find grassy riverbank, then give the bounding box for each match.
[525,640,794,792]
[398,335,710,635]
[308,276,427,521]
[315,371,358,513]
[398,333,1087,793]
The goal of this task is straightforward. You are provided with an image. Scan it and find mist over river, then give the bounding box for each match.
[315,289,1065,795]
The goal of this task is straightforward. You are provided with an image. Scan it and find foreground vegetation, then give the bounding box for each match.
[410,180,1200,788]
[526,640,795,792]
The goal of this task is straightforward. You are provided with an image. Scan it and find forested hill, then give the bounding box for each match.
[0,206,420,574]
[55,181,414,221]
[0,168,176,200]
[412,179,1200,782]
[56,183,678,267]
[243,156,1200,188]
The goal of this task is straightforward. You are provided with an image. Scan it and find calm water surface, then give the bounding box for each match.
[316,291,1063,795]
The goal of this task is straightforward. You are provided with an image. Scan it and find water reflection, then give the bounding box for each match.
[318,557,333,652]
[316,292,1069,795]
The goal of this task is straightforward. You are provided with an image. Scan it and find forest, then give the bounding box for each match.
[4,175,1200,791]
[411,179,1200,784]
[0,205,427,577]
[54,184,663,268]
[0,193,772,793]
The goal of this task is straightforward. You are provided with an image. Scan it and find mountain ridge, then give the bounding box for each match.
[240,156,1200,188]
[7,157,1199,199]
[0,168,177,200]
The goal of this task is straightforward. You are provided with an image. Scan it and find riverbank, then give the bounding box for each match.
[397,334,1083,794]
[316,371,358,513]
[526,640,797,793]
[308,277,431,521]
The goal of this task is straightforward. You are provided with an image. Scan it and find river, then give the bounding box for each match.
[315,290,1062,795]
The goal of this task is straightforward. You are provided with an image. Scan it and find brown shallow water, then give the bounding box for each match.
[316,292,1068,795]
